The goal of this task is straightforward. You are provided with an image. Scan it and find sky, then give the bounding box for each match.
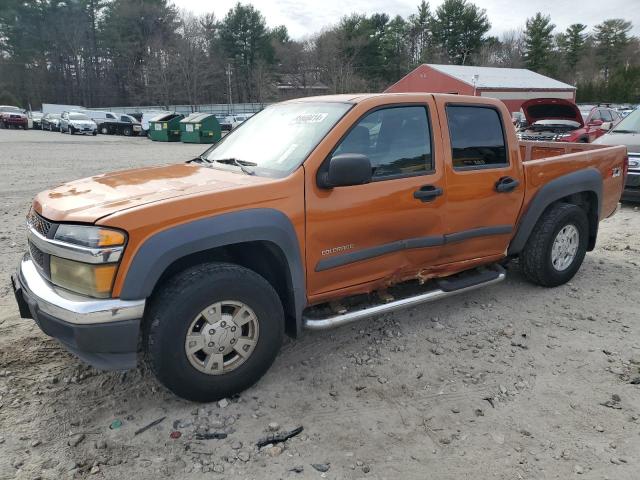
[175,0,640,39]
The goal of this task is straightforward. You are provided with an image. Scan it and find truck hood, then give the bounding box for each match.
[521,98,583,127]
[33,163,271,223]
[593,131,640,154]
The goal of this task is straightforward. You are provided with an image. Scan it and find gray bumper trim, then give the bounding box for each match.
[18,255,145,325]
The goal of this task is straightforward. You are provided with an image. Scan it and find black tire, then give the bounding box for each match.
[520,203,589,287]
[143,262,284,402]
[100,125,109,135]
[92,131,97,136]
[123,127,132,136]
[69,126,74,135]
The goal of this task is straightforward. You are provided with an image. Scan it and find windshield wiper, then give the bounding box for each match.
[611,129,639,134]
[214,158,256,175]
[186,154,213,164]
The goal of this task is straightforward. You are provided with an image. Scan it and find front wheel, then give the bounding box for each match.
[143,263,284,402]
[520,203,589,287]
[100,125,109,135]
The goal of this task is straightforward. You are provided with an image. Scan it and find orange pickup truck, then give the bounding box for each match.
[12,94,627,401]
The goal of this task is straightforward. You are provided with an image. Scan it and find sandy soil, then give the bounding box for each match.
[1,129,639,480]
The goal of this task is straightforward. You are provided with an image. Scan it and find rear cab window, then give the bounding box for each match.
[445,105,508,170]
[331,105,433,180]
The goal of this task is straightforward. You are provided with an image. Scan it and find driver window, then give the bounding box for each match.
[332,106,433,179]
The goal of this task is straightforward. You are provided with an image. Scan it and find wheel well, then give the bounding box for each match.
[544,191,599,250]
[152,241,299,337]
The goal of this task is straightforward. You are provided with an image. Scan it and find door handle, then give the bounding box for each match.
[495,176,520,193]
[413,185,443,202]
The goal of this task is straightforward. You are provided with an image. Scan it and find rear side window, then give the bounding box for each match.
[446,105,508,169]
[333,105,433,179]
[600,109,613,122]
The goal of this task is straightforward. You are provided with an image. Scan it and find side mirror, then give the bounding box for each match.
[600,121,612,131]
[588,119,603,127]
[318,153,372,189]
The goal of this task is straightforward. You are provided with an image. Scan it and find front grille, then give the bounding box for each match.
[28,241,47,271]
[518,134,556,141]
[27,210,53,237]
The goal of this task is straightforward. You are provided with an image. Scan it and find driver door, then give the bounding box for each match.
[304,99,447,299]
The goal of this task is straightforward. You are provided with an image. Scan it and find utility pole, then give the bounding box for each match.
[226,63,233,115]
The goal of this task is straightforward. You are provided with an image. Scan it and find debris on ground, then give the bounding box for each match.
[195,432,227,440]
[134,416,166,436]
[311,463,330,472]
[600,394,622,410]
[256,426,304,448]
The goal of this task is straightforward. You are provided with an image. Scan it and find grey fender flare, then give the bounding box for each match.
[119,208,306,328]
[508,168,602,255]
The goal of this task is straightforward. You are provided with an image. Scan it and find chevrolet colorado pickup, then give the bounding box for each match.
[12,93,627,401]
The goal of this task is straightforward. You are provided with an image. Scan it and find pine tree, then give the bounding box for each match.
[594,19,632,83]
[431,0,490,65]
[523,13,555,74]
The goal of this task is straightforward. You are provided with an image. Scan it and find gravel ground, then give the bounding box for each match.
[1,129,640,480]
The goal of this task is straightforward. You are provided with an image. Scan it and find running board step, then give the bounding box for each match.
[303,265,505,331]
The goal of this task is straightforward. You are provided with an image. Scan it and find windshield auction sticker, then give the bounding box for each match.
[291,113,328,124]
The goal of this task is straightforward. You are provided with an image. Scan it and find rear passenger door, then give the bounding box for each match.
[434,100,525,265]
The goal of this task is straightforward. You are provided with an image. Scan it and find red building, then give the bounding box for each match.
[385,64,576,113]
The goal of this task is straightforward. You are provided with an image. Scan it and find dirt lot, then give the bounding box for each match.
[1,128,639,480]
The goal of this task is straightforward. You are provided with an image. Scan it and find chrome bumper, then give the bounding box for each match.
[17,255,145,325]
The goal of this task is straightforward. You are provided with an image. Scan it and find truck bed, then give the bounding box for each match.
[519,140,627,220]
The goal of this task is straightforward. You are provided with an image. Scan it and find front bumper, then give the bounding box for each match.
[623,171,640,202]
[12,256,145,370]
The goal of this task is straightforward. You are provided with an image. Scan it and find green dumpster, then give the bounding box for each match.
[148,113,184,142]
[180,113,221,144]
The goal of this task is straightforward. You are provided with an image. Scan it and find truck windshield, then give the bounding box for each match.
[611,108,640,133]
[202,102,352,176]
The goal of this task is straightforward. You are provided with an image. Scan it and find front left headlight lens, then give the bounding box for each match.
[50,256,117,298]
[54,225,126,248]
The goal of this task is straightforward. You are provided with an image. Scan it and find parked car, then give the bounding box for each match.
[41,113,62,132]
[12,93,626,401]
[97,114,142,136]
[79,110,119,125]
[511,111,527,129]
[594,107,640,201]
[59,111,98,135]
[220,114,250,131]
[141,110,171,135]
[0,105,28,129]
[518,99,621,143]
[28,111,44,130]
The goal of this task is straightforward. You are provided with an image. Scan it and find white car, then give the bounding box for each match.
[60,112,98,135]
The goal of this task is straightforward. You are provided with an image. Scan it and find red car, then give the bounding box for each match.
[0,105,28,129]
[517,98,621,143]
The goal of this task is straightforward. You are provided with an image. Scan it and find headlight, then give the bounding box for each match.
[50,257,117,298]
[54,225,125,248]
[46,225,126,297]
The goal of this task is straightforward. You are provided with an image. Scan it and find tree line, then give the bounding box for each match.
[0,0,638,109]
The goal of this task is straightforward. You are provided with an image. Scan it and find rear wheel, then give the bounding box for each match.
[123,126,132,136]
[520,203,588,287]
[100,125,109,135]
[144,262,284,402]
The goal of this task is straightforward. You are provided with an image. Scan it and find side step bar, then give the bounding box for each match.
[303,265,506,331]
